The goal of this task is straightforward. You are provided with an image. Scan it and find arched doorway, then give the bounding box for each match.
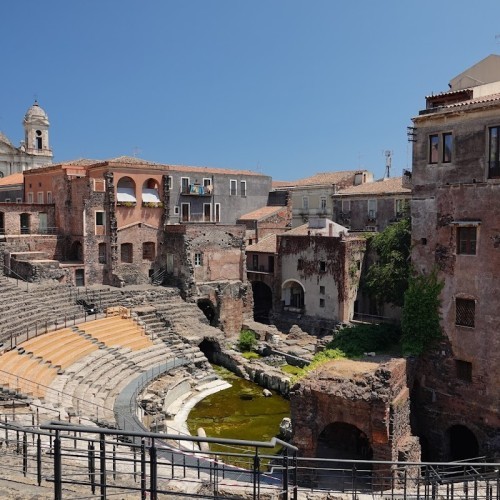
[317,422,373,461]
[251,281,272,324]
[448,425,479,461]
[281,279,305,310]
[197,299,218,327]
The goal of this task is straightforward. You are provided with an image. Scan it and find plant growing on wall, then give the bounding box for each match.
[401,269,444,355]
[363,217,411,307]
[238,329,257,352]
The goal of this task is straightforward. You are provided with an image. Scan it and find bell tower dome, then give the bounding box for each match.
[23,100,53,160]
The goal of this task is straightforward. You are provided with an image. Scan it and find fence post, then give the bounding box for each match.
[37,434,42,486]
[54,430,62,500]
[88,441,96,495]
[141,438,147,500]
[22,432,28,476]
[99,434,107,500]
[150,438,157,500]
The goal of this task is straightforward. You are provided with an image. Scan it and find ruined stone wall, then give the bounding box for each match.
[411,103,500,459]
[0,204,56,235]
[290,358,420,481]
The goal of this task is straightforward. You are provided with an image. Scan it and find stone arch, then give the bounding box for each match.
[251,281,272,324]
[317,421,373,461]
[142,178,160,203]
[197,298,218,327]
[281,279,305,309]
[448,425,479,461]
[116,176,137,203]
[70,240,83,261]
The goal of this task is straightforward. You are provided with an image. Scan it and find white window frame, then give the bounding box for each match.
[215,203,221,222]
[16,198,22,203]
[342,199,351,212]
[181,202,190,222]
[27,192,34,204]
[368,199,377,218]
[46,191,52,204]
[174,205,180,215]
[95,211,106,235]
[203,203,212,222]
[240,180,247,197]
[181,177,190,193]
[230,179,237,196]
[4,198,10,203]
[37,192,44,204]
[166,175,173,191]
[194,252,203,266]
[203,178,212,188]
[302,196,309,210]
[320,196,327,210]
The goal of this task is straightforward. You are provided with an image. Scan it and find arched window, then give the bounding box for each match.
[142,178,160,204]
[281,279,305,309]
[116,177,137,203]
[121,243,133,263]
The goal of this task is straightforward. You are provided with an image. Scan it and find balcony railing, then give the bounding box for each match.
[0,227,59,236]
[180,184,213,196]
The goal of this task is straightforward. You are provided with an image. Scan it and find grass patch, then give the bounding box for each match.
[281,364,304,376]
[241,351,261,360]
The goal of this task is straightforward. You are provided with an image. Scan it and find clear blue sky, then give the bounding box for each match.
[2,1,500,181]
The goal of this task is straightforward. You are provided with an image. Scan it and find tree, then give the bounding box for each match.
[401,270,444,355]
[363,217,411,307]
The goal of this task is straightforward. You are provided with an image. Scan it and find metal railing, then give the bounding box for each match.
[0,419,498,499]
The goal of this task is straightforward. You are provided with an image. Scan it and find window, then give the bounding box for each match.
[180,177,190,194]
[95,211,105,235]
[37,192,44,204]
[368,199,377,219]
[488,126,500,178]
[194,253,203,266]
[443,133,453,163]
[341,200,351,213]
[319,298,325,308]
[116,177,136,203]
[215,203,221,222]
[319,261,326,272]
[457,226,477,255]
[456,360,472,383]
[320,197,327,211]
[252,254,259,270]
[27,192,33,204]
[181,203,190,222]
[46,191,52,204]
[297,258,304,270]
[319,286,325,295]
[16,198,21,203]
[268,256,275,273]
[143,242,155,261]
[456,298,475,328]
[240,180,247,197]
[203,178,212,194]
[174,205,179,215]
[98,243,107,264]
[4,198,10,203]
[429,134,439,163]
[121,243,133,263]
[230,179,237,196]
[302,196,309,210]
[395,198,408,215]
[36,130,42,150]
[203,203,212,222]
[166,176,173,191]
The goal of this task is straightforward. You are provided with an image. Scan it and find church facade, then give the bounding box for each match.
[0,101,53,178]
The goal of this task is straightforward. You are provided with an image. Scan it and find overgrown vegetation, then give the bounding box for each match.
[363,217,411,307]
[241,351,260,360]
[401,270,444,355]
[326,323,401,357]
[237,329,257,352]
[288,348,346,383]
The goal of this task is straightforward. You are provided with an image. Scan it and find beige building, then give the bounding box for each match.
[277,171,373,228]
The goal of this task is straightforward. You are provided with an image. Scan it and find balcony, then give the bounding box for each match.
[180,184,213,196]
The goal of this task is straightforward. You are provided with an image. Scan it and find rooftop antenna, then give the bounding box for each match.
[384,150,392,179]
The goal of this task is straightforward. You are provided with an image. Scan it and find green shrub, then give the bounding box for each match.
[238,329,257,352]
[326,323,401,358]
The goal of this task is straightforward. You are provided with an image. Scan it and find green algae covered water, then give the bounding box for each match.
[187,365,290,461]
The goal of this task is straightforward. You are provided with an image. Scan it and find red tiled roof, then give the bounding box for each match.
[238,206,283,221]
[246,234,278,253]
[337,177,410,196]
[280,170,367,188]
[0,173,23,186]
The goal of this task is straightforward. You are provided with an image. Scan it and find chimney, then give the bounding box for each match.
[329,223,333,237]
